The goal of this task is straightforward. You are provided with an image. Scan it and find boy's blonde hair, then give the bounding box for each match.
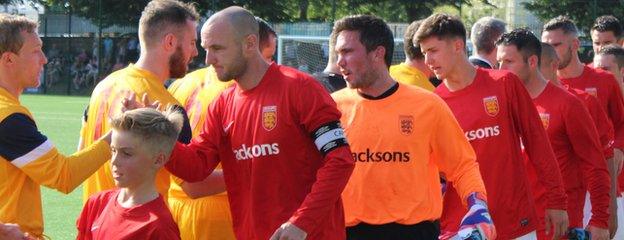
[111,107,183,157]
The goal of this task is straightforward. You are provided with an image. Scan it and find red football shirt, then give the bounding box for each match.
[435,68,567,239]
[529,82,610,230]
[560,66,624,193]
[76,190,180,240]
[165,63,354,240]
[565,85,615,159]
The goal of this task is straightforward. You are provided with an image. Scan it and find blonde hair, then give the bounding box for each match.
[111,107,183,156]
[0,13,37,55]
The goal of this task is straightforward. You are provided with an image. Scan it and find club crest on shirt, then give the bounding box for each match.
[483,96,499,117]
[262,105,277,131]
[585,87,598,97]
[539,113,550,129]
[399,115,414,135]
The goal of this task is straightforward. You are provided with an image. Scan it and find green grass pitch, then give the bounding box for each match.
[21,94,90,240]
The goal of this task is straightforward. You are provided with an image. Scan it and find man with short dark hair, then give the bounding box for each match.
[416,13,569,239]
[595,44,624,85]
[497,28,611,240]
[591,15,623,55]
[80,0,197,202]
[389,19,436,90]
[542,17,624,224]
[331,14,490,240]
[469,17,506,69]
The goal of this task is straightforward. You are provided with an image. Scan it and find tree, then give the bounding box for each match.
[523,0,624,35]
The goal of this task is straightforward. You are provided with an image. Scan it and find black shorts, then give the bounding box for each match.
[346,220,440,240]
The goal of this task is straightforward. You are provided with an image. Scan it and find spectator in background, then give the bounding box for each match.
[469,17,506,69]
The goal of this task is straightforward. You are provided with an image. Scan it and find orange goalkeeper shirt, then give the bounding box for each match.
[332,83,486,226]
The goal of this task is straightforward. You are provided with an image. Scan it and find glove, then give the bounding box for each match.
[457,192,496,240]
[567,228,590,240]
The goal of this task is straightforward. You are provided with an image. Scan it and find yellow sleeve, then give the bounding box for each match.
[429,97,487,203]
[20,139,111,194]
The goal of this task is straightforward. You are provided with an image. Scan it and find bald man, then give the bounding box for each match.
[158,6,355,240]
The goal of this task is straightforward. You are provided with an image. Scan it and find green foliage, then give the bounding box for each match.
[36,0,495,26]
[523,0,624,34]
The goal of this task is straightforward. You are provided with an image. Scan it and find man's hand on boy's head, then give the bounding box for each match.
[121,93,160,112]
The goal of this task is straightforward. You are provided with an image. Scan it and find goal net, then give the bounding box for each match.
[276,35,407,75]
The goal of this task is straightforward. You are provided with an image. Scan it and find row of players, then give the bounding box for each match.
[2,0,624,239]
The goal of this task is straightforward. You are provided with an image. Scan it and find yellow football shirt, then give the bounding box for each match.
[80,64,187,203]
[389,63,435,91]
[0,87,111,237]
[168,67,235,240]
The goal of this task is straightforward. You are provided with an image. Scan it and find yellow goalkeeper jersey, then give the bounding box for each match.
[80,64,192,203]
[0,87,111,237]
[167,67,236,240]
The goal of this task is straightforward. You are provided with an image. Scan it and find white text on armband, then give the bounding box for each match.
[312,121,349,155]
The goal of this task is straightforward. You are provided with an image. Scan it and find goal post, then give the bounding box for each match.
[276,35,407,75]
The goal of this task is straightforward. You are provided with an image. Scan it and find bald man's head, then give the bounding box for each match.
[201,6,266,82]
[540,42,559,82]
[205,6,259,42]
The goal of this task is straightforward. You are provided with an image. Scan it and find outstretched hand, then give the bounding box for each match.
[121,93,160,112]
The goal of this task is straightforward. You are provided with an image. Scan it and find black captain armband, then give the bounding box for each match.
[311,121,349,155]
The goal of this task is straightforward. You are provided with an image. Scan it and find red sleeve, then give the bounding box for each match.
[76,193,110,240]
[165,96,223,182]
[565,97,611,228]
[583,94,615,158]
[288,76,355,232]
[605,74,624,150]
[507,75,567,210]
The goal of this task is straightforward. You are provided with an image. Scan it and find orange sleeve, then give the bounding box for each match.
[430,97,487,203]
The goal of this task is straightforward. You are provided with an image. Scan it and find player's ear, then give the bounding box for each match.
[163,33,177,52]
[153,152,166,168]
[372,45,386,63]
[453,38,463,53]
[571,36,580,50]
[0,51,15,66]
[528,55,539,69]
[243,34,257,53]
